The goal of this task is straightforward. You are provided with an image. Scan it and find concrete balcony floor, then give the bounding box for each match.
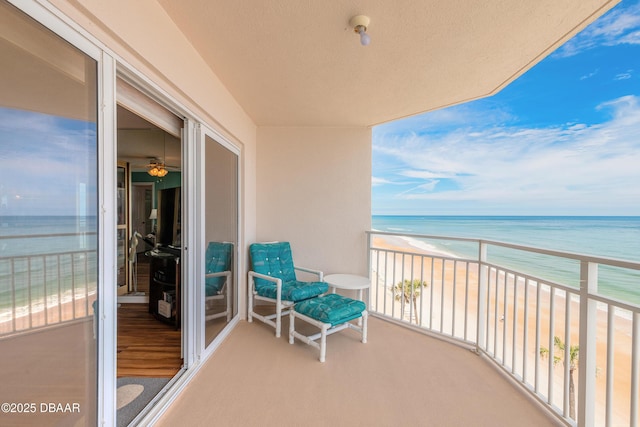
[158,316,560,426]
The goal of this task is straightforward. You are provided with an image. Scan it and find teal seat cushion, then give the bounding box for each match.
[294,294,366,326]
[205,242,233,296]
[255,280,328,302]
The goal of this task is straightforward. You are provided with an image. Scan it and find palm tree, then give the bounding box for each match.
[391,279,428,324]
[540,336,579,420]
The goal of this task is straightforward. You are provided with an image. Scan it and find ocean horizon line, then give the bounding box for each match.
[372,214,640,219]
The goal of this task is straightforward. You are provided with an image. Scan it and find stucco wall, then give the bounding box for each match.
[256,127,372,276]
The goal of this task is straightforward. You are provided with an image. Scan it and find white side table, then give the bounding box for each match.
[324,274,370,304]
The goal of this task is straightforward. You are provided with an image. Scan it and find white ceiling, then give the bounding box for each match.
[157,0,618,127]
[117,106,181,171]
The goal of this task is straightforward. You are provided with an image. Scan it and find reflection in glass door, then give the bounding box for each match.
[0,2,99,425]
[203,134,239,347]
[117,162,129,295]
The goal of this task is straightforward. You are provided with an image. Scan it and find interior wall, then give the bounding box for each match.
[256,126,371,276]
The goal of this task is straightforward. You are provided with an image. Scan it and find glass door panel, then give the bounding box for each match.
[203,134,238,348]
[0,2,98,425]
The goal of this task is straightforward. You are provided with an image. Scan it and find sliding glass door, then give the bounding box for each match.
[0,1,99,425]
[202,129,239,349]
[2,2,244,424]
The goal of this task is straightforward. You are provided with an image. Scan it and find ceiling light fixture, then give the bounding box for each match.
[148,133,170,177]
[147,161,168,177]
[349,15,371,46]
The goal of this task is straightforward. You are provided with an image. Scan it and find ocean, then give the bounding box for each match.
[372,215,640,304]
[0,216,98,317]
[0,216,97,256]
[2,215,639,308]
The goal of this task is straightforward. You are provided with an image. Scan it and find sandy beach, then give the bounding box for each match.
[0,291,95,335]
[371,235,637,425]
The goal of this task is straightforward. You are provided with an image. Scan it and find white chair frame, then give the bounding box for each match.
[128,231,143,293]
[205,270,232,322]
[289,309,368,362]
[248,266,323,338]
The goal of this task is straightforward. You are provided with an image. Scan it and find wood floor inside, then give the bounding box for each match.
[117,303,182,378]
[117,253,182,378]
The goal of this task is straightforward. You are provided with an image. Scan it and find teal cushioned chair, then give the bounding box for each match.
[205,242,233,322]
[248,242,328,337]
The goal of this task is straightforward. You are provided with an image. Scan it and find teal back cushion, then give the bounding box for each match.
[249,242,297,288]
[205,242,233,295]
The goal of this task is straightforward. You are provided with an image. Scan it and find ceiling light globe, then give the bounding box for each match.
[359,30,371,46]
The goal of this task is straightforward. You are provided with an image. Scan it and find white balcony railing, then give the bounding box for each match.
[0,232,97,337]
[367,230,640,427]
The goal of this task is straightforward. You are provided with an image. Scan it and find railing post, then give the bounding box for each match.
[366,231,372,278]
[476,241,488,353]
[578,261,597,427]
[366,232,372,309]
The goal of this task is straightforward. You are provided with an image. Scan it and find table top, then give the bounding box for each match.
[324,274,370,290]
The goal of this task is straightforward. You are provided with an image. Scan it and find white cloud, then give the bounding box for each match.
[0,108,97,215]
[580,70,599,80]
[555,2,640,58]
[398,180,440,196]
[374,102,515,139]
[372,176,392,186]
[373,95,640,215]
[615,71,633,80]
[400,170,456,180]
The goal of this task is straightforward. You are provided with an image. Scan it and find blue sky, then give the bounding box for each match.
[0,107,97,216]
[373,0,640,216]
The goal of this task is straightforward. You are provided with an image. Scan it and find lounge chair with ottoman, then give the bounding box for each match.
[248,241,328,337]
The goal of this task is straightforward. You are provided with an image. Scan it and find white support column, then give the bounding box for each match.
[578,261,598,427]
[182,119,197,368]
[476,241,488,353]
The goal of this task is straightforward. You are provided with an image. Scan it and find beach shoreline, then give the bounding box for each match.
[370,235,636,425]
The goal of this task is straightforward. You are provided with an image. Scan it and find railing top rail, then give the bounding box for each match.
[369,246,477,263]
[368,230,479,244]
[589,291,640,313]
[484,239,640,270]
[367,230,640,270]
[0,232,97,240]
[0,249,96,261]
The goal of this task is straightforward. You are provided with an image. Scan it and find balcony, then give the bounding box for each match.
[157,316,558,426]
[364,231,640,426]
[3,231,639,426]
[157,231,639,426]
